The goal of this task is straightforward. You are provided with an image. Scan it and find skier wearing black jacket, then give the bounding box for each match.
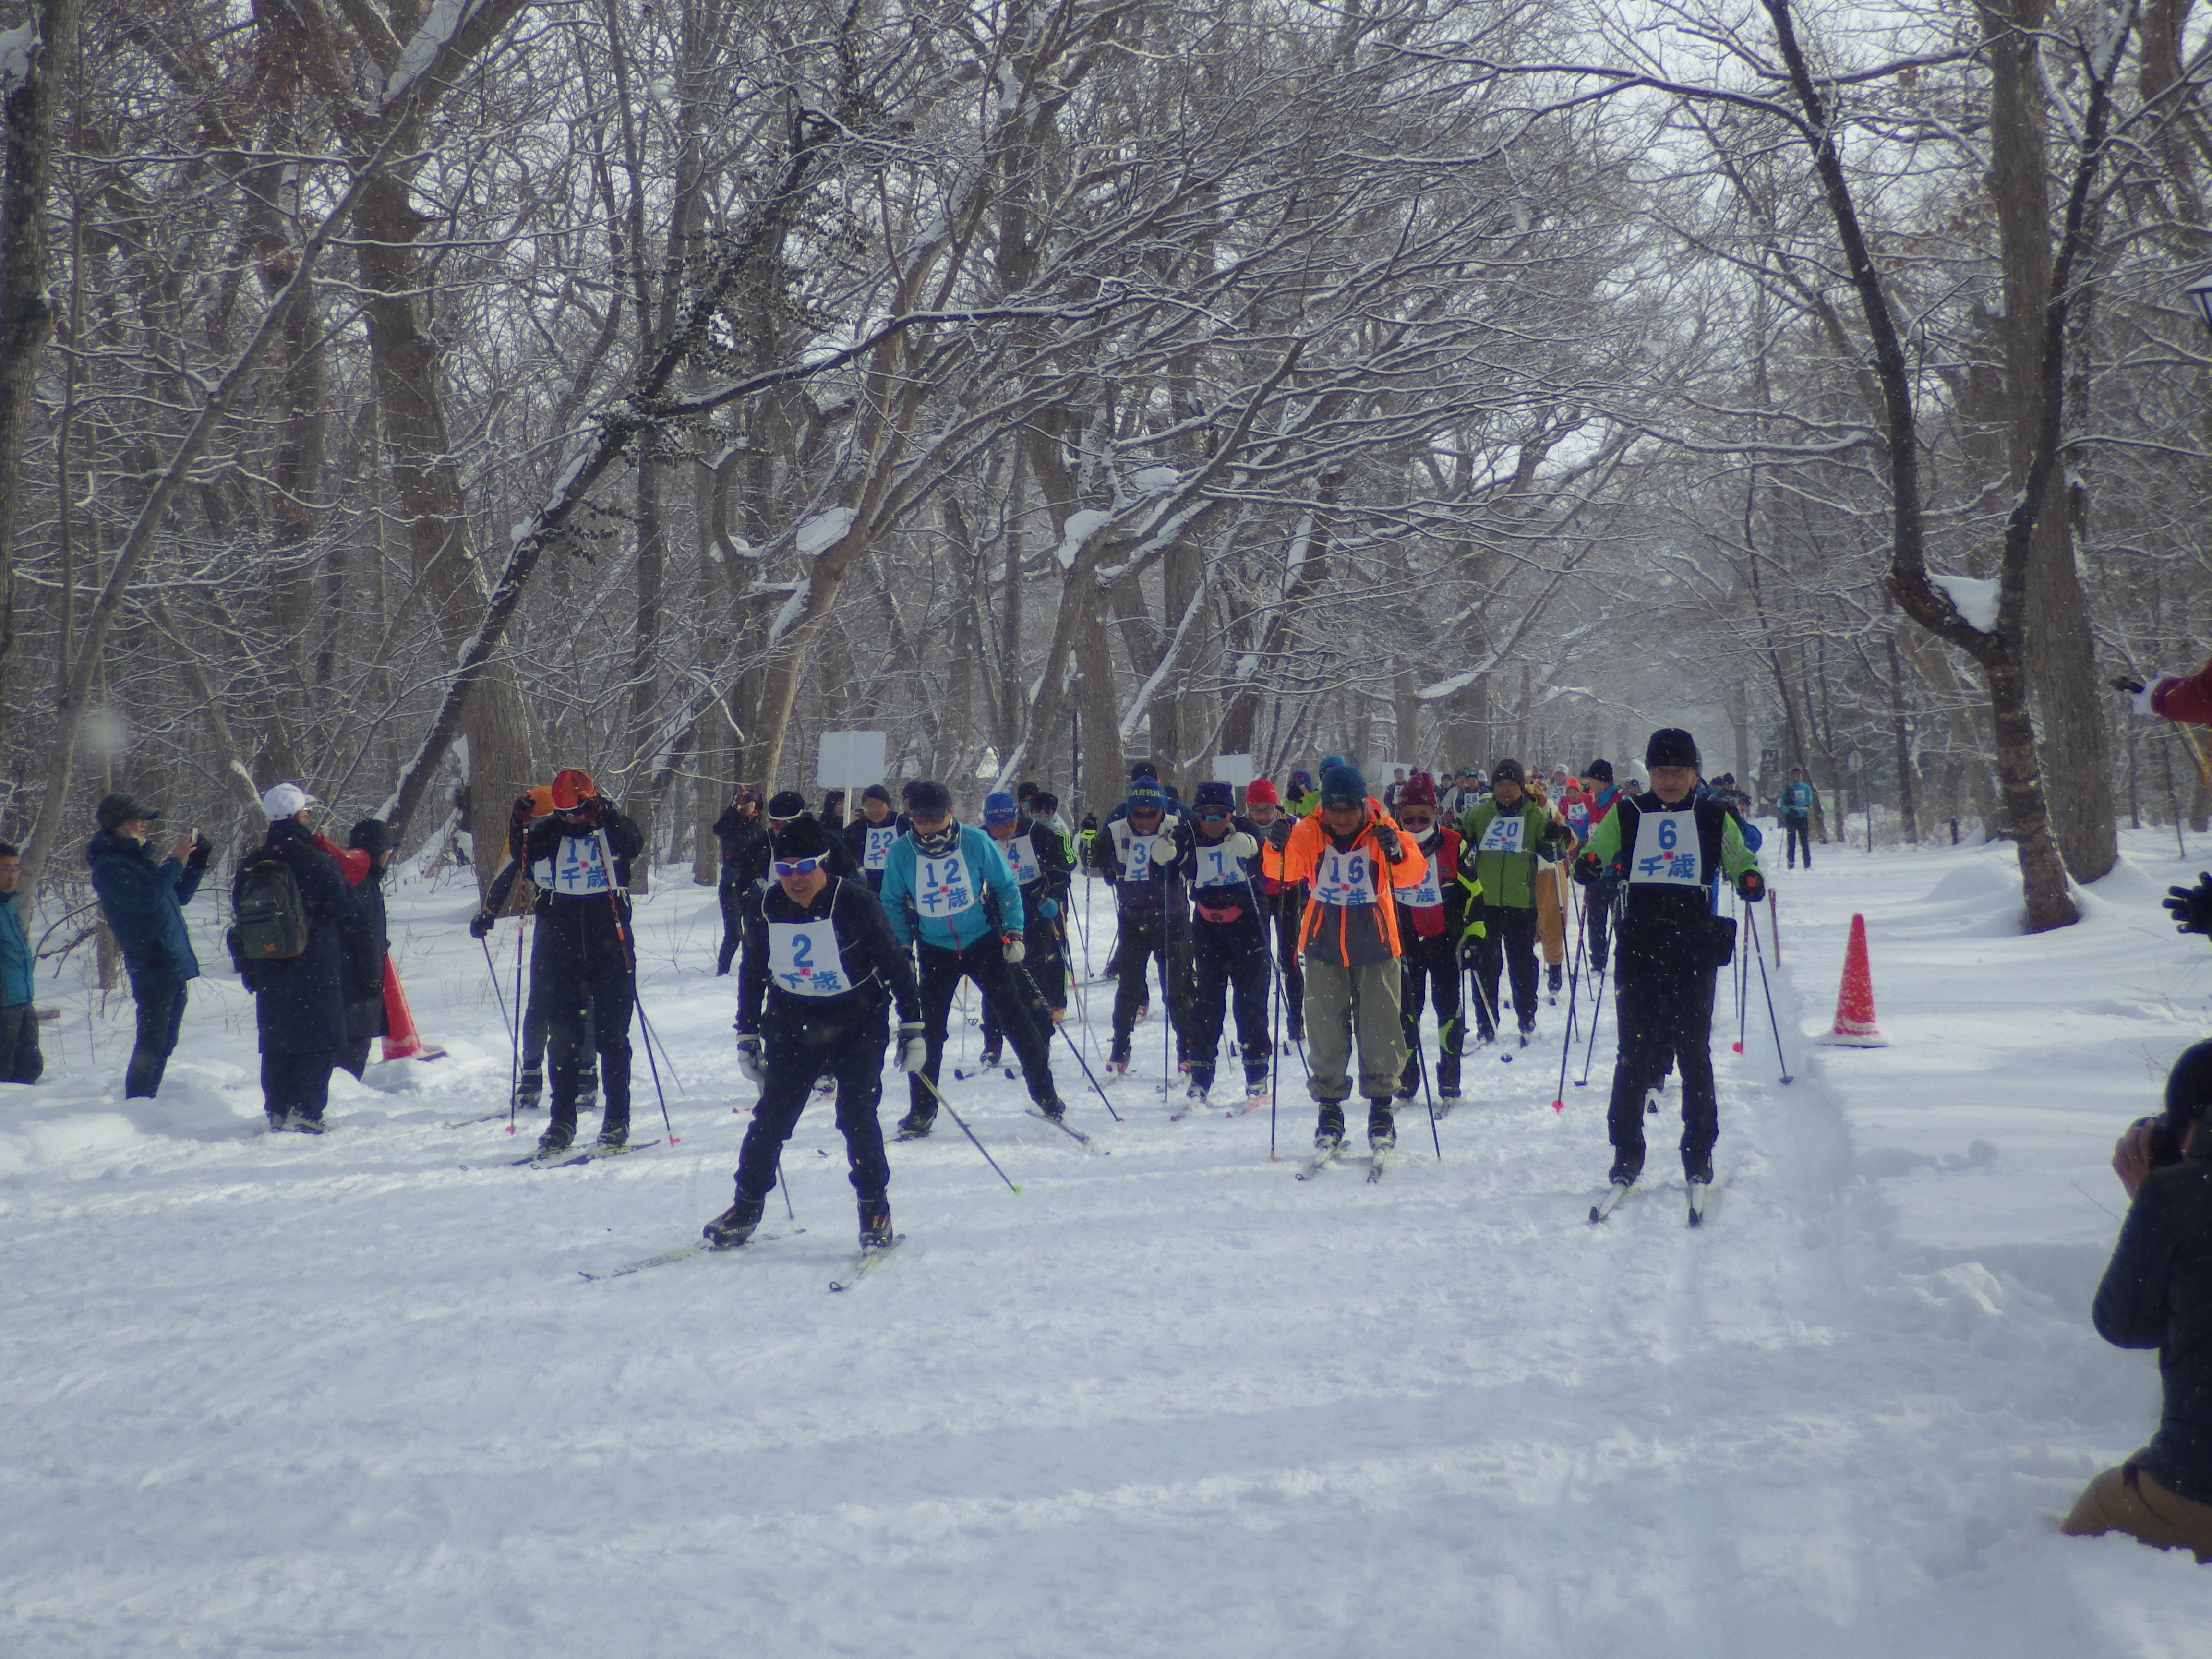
[711,788,769,974]
[522,769,645,1155]
[2065,1041,2212,1562]
[978,790,1075,1063]
[471,787,596,1114]
[1181,781,1271,1102]
[705,817,924,1252]
[843,784,908,895]
[1096,779,1195,1072]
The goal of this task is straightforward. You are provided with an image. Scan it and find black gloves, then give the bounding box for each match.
[186,835,213,869]
[469,911,496,939]
[1573,852,1602,887]
[1738,870,1767,904]
[1371,822,1404,864]
[1265,816,1293,851]
[2164,873,2212,936]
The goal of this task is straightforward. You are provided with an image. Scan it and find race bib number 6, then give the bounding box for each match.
[1630,811,1703,886]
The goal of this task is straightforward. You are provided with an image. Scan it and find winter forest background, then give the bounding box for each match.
[6,0,2212,931]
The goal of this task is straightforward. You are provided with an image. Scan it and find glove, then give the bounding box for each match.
[1737,870,1767,904]
[187,834,213,869]
[1573,852,1601,888]
[1035,897,1060,921]
[1226,832,1260,863]
[896,1021,928,1072]
[1265,816,1293,850]
[2113,675,2163,717]
[735,1033,765,1085]
[2164,873,2212,936]
[1371,822,1403,864]
[1002,930,1026,964]
[469,910,496,939]
[510,793,534,830]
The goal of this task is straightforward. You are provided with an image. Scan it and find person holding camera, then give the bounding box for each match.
[85,793,212,1098]
[2062,1041,2212,1562]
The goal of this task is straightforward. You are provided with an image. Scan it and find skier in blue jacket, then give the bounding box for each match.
[1779,768,1816,870]
[879,780,1066,1135]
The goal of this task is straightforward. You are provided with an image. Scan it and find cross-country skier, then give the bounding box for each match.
[1181,781,1271,1104]
[1283,768,1320,817]
[843,784,907,895]
[1095,777,1194,1072]
[1263,763,1426,1157]
[766,791,858,878]
[521,769,645,1155]
[711,787,768,974]
[703,817,925,1252]
[471,786,597,1115]
[1456,759,1574,1048]
[977,789,1074,1064]
[1574,729,1764,1205]
[880,781,1067,1134]
[1778,767,1815,869]
[1247,779,1306,1045]
[1389,772,1470,1105]
[1580,759,1626,974]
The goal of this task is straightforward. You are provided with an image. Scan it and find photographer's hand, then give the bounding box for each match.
[2114,1117,2160,1201]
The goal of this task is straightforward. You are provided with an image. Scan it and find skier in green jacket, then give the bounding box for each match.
[1455,759,1575,1048]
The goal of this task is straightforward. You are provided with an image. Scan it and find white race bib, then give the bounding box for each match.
[1630,810,1703,887]
[1477,813,1525,854]
[1564,801,1590,833]
[914,853,977,918]
[863,825,898,870]
[1398,851,1443,908]
[767,919,850,997]
[1311,845,1378,907]
[1122,833,1161,884]
[1001,834,1039,886]
[548,835,611,897]
[1191,841,1243,889]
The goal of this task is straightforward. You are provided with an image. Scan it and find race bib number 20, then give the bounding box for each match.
[1478,814,1525,854]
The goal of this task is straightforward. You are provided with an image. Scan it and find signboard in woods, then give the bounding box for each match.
[1212,753,1257,788]
[816,731,888,791]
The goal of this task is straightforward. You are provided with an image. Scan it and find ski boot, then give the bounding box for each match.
[975,1046,1003,1070]
[1607,1149,1644,1188]
[1314,1103,1346,1154]
[1036,1095,1068,1123]
[1548,963,1563,996]
[703,1193,765,1249]
[596,1120,628,1151]
[511,1070,543,1112]
[1243,1063,1271,1097]
[1367,1103,1397,1153]
[1184,1078,1211,1104]
[265,1111,286,1132]
[286,1112,327,1135]
[536,1125,574,1157]
[895,1110,935,1140]
[1684,1152,1714,1186]
[859,1201,894,1250]
[1106,1037,1133,1075]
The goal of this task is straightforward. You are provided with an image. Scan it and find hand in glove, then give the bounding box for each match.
[735,1033,765,1085]
[1002,930,1026,964]
[1458,931,1487,970]
[2164,873,2212,936]
[1573,852,1602,887]
[1226,831,1261,864]
[896,1021,928,1073]
[1371,821,1404,864]
[2113,674,2164,718]
[468,910,497,940]
[1737,869,1767,904]
[186,834,213,870]
[1035,897,1060,921]
[1265,815,1294,851]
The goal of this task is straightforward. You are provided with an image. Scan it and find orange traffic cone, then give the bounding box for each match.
[1823,913,1887,1047]
[380,958,447,1062]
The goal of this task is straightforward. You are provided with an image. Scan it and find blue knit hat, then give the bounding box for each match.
[1194,781,1235,812]
[1319,765,1367,807]
[983,791,1019,826]
[1126,782,1168,815]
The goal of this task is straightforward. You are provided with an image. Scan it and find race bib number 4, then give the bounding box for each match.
[1631,811,1703,886]
[768,919,848,997]
[1002,836,1039,885]
[864,825,898,870]
[1311,845,1378,907]
[915,853,977,917]
[1478,814,1525,854]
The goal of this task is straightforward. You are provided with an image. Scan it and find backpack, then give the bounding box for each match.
[231,855,309,961]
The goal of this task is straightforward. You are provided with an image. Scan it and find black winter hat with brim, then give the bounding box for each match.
[348,819,395,858]
[907,780,953,815]
[767,790,808,819]
[1491,759,1525,786]
[1644,728,1701,770]
[96,791,159,832]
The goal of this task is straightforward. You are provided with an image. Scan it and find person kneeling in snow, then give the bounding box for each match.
[705,818,923,1252]
[2065,1040,2212,1563]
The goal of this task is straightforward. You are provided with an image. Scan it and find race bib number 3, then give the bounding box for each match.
[768,919,848,997]
[915,853,977,917]
[1478,814,1525,854]
[864,825,898,870]
[1122,834,1160,884]
[1311,845,1378,907]
[1630,811,1703,886]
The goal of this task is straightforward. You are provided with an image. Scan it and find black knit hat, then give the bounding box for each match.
[1319,764,1367,807]
[348,818,395,858]
[1029,790,1058,815]
[863,783,892,805]
[767,790,808,820]
[1585,758,1613,783]
[907,780,952,815]
[1491,759,1525,786]
[771,817,832,860]
[1644,729,1700,770]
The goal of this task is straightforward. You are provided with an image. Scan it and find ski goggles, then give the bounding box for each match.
[1197,807,1230,821]
[772,854,827,877]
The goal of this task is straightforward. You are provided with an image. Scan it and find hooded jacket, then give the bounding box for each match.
[231,818,366,1054]
[2094,1138,2212,1503]
[1274,808,1426,966]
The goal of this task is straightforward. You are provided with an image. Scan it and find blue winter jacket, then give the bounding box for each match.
[0,895,31,1007]
[880,824,1024,951]
[86,832,205,986]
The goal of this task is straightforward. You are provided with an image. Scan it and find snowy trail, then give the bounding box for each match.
[7,837,2212,1654]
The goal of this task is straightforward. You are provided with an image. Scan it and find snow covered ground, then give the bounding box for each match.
[7,826,2212,1656]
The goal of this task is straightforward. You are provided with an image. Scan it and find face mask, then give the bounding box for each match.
[913,825,960,857]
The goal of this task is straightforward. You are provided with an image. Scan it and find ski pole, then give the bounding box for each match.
[913,1071,1023,1192]
[1574,887,1616,1088]
[481,936,514,1042]
[778,1168,795,1221]
[1746,900,1794,1085]
[1733,894,1752,1054]
[1267,937,1281,1161]
[1551,931,1582,1113]
[1414,1018,1443,1160]
[1055,1019,1123,1121]
[509,908,528,1135]
[596,827,679,1144]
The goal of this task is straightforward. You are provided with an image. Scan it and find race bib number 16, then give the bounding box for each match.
[1312,846,1378,907]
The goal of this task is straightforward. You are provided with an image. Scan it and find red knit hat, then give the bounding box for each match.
[1245,778,1280,805]
[1397,770,1437,808]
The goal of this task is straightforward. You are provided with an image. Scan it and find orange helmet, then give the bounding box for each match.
[525,785,556,817]
[550,769,599,811]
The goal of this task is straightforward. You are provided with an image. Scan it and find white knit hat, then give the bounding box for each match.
[262,782,318,821]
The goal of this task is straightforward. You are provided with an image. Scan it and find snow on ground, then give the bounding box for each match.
[6,827,2212,1655]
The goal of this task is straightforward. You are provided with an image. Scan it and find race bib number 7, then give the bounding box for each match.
[1630,811,1703,886]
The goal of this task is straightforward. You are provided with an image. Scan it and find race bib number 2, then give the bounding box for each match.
[915,853,976,917]
[1630,811,1703,886]
[768,919,847,997]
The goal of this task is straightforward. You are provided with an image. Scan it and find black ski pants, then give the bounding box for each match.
[538,899,633,1141]
[124,978,188,1099]
[1272,891,1307,1041]
[1584,875,1620,977]
[1606,959,1720,1173]
[1187,922,1269,1089]
[913,938,1056,1116]
[715,876,747,974]
[1470,903,1539,1035]
[520,914,595,1092]
[1398,927,1463,1095]
[1784,815,1812,869]
[261,1049,337,1124]
[1111,911,1173,1053]
[982,918,1067,1050]
[736,999,891,1206]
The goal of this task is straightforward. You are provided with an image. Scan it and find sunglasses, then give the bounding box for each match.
[772,854,826,877]
[1198,808,1229,820]
[1397,813,1434,828]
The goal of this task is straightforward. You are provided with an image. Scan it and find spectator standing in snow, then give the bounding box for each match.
[0,843,43,1083]
[2064,1041,2212,1563]
[337,820,397,1080]
[704,817,925,1254]
[1574,730,1764,1202]
[232,784,366,1132]
[711,787,769,974]
[1262,763,1426,1157]
[85,792,210,1099]
[1779,767,1815,870]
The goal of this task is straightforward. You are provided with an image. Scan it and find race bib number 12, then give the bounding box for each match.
[915,853,977,917]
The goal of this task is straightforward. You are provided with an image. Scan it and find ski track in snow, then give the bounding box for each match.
[7,830,2212,1654]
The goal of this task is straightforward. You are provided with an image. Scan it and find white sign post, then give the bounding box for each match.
[816,731,888,822]
[1213,753,1258,797]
